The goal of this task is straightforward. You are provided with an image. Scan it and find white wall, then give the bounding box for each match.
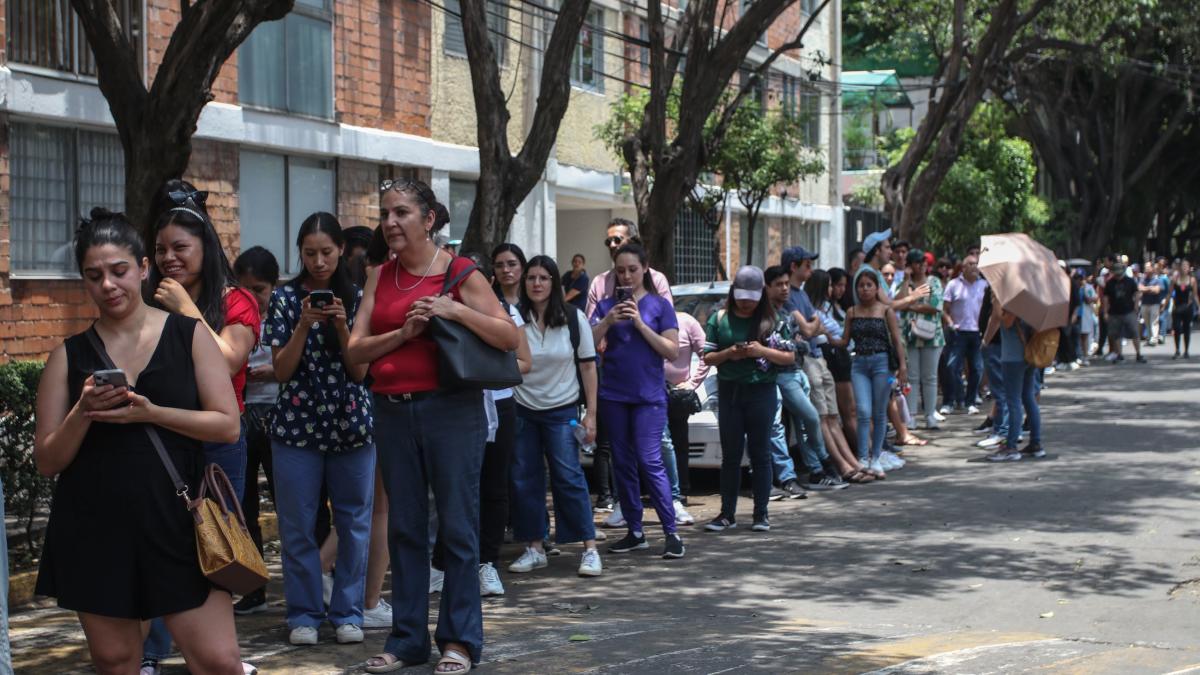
[556,209,613,275]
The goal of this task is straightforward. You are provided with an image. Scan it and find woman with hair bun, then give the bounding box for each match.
[34,208,244,674]
[349,178,518,674]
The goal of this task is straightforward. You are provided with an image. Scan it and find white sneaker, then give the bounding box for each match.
[976,434,1005,449]
[429,567,444,594]
[479,562,505,596]
[938,405,953,416]
[322,572,334,607]
[869,459,887,476]
[361,598,392,629]
[1104,352,1119,362]
[603,504,626,528]
[593,529,608,541]
[289,625,319,646]
[508,546,548,573]
[673,500,695,526]
[933,410,947,422]
[335,623,363,644]
[967,405,981,415]
[881,451,905,470]
[140,664,161,675]
[578,548,603,577]
[242,663,259,675]
[925,415,941,430]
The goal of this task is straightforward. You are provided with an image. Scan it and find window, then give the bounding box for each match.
[782,218,819,256]
[239,151,336,275]
[239,1,333,119]
[571,9,604,91]
[9,122,125,274]
[673,206,716,284]
[446,180,476,243]
[800,88,821,146]
[782,75,799,118]
[443,0,508,65]
[6,0,141,76]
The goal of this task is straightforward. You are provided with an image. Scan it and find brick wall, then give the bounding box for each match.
[145,0,238,103]
[337,0,431,135]
[337,160,383,231]
[0,282,98,362]
[185,139,241,255]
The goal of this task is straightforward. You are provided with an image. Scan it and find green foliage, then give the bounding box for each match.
[847,176,885,209]
[888,103,1045,255]
[714,100,826,214]
[843,111,874,170]
[0,359,52,572]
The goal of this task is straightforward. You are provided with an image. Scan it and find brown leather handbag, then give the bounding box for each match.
[85,328,269,595]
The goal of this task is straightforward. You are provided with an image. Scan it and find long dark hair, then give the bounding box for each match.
[490,242,527,299]
[233,246,280,286]
[294,212,357,310]
[147,178,235,331]
[723,283,775,343]
[520,255,571,329]
[806,269,831,309]
[74,207,145,272]
[613,242,657,295]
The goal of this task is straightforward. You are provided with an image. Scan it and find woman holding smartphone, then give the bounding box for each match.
[590,243,684,560]
[266,213,375,646]
[34,209,244,674]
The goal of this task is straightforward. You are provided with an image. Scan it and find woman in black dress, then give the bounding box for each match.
[33,209,244,674]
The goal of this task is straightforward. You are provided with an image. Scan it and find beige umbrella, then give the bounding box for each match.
[978,233,1070,331]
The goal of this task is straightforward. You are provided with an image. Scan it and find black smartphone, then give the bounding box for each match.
[92,368,128,388]
[309,290,335,309]
[615,286,633,303]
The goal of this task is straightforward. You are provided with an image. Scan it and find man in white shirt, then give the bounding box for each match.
[942,254,989,414]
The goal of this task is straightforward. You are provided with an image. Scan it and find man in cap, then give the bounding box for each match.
[1102,261,1145,363]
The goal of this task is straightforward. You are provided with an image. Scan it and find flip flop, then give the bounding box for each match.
[896,436,928,447]
[365,653,415,673]
[435,649,472,674]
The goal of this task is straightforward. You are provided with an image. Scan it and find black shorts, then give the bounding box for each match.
[825,345,852,383]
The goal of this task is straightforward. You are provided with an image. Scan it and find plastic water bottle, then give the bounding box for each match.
[570,419,596,455]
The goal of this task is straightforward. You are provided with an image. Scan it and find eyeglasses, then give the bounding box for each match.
[604,236,625,247]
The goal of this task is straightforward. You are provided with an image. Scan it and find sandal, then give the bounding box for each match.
[896,435,928,447]
[365,653,414,673]
[435,649,472,674]
[843,469,875,484]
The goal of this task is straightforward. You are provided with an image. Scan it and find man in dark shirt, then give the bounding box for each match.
[562,253,589,313]
[1102,262,1144,363]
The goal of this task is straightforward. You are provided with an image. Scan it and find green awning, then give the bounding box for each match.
[842,70,913,110]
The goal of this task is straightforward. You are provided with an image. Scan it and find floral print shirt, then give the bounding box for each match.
[265,281,373,452]
[900,275,946,348]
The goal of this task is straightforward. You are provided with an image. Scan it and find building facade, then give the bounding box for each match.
[0,0,842,362]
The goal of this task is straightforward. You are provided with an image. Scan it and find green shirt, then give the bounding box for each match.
[703,310,778,384]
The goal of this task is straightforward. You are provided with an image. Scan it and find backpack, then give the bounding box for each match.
[1023,328,1060,368]
[565,308,587,406]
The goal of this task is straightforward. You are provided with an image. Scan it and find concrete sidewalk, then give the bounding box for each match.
[10,340,1200,673]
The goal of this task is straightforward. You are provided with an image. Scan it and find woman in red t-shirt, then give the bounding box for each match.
[349,178,517,674]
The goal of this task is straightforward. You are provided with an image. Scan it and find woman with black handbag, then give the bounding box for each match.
[348,179,518,675]
[34,209,244,674]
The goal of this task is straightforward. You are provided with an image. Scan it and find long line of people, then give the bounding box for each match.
[36,175,1134,675]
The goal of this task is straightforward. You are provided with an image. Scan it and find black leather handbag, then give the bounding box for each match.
[427,259,523,390]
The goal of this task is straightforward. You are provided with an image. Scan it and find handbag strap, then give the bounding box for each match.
[85,326,191,504]
[439,256,479,297]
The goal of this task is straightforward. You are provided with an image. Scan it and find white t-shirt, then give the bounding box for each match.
[243,319,279,405]
[492,302,525,402]
[514,308,597,411]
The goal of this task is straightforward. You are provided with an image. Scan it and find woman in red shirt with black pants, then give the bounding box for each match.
[349,179,517,674]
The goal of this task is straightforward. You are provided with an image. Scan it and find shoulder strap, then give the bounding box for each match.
[440,256,479,297]
[567,308,581,361]
[85,325,191,503]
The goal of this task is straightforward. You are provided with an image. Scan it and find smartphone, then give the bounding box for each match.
[92,368,128,388]
[309,290,335,309]
[615,286,633,303]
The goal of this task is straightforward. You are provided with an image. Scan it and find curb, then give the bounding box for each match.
[6,513,279,609]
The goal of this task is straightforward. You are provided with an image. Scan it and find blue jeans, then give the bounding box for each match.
[272,441,376,629]
[946,330,983,408]
[717,381,777,522]
[375,390,486,666]
[1,478,11,675]
[851,352,891,463]
[772,369,827,477]
[144,420,248,661]
[660,425,681,501]
[511,405,597,544]
[1002,361,1041,449]
[982,344,1009,437]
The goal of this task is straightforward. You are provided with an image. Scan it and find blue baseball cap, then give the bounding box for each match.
[780,246,819,270]
[862,228,892,256]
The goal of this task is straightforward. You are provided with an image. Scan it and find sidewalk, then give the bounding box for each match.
[10,341,1200,673]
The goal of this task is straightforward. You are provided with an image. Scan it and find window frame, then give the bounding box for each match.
[443,0,508,67]
[5,0,143,82]
[8,120,126,278]
[237,1,335,121]
[800,85,821,147]
[570,8,605,93]
[238,150,338,276]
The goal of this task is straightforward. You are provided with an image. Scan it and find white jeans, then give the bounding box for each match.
[1141,304,1161,341]
[905,344,944,418]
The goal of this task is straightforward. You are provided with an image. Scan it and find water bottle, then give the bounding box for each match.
[570,419,596,455]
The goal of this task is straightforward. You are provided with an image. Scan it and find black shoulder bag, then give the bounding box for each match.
[427,259,524,390]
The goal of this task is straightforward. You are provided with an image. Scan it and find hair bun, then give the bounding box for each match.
[89,206,117,221]
[433,202,450,230]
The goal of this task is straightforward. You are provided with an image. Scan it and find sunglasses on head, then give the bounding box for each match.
[380,178,418,192]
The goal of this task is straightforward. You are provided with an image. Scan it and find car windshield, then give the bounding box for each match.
[674,292,727,327]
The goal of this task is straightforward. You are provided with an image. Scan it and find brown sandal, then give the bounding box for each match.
[843,470,875,483]
[365,653,414,673]
[435,649,472,674]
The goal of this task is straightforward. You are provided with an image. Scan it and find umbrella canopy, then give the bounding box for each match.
[1066,258,1092,268]
[978,233,1070,331]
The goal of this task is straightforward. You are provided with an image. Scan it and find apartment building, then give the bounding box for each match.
[0,0,842,362]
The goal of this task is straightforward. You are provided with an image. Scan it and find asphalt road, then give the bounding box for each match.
[10,339,1200,674]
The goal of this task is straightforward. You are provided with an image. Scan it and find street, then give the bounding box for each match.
[10,343,1200,674]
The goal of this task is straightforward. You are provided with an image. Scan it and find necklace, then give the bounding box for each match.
[393,247,441,293]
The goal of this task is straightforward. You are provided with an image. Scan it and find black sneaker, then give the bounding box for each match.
[751,518,771,532]
[1021,443,1046,459]
[543,540,562,556]
[704,515,737,532]
[661,534,685,559]
[768,486,786,501]
[233,590,268,615]
[594,497,615,513]
[803,472,847,492]
[973,417,994,434]
[1135,355,1147,363]
[608,531,649,553]
[781,479,808,499]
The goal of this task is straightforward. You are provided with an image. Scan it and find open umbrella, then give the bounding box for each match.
[978,233,1070,331]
